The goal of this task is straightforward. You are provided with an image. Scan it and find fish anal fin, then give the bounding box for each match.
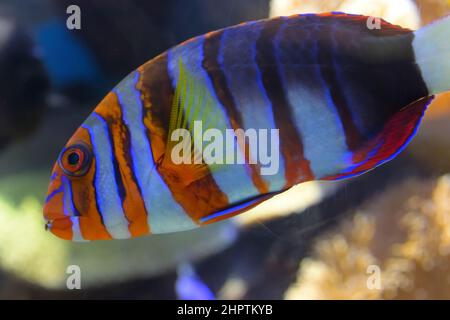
[199,192,278,225]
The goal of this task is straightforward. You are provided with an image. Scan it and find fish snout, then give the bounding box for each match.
[43,187,71,240]
[43,173,76,240]
[43,187,65,220]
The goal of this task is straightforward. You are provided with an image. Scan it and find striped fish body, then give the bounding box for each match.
[44,13,437,241]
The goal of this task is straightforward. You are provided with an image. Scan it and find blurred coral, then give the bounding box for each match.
[0,195,67,288]
[269,0,421,29]
[235,181,338,226]
[285,175,450,299]
[415,0,450,24]
[411,93,450,173]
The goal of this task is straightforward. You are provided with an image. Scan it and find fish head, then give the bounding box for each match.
[43,112,101,241]
[44,87,152,241]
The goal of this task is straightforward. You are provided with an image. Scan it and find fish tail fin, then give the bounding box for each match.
[413,15,450,95]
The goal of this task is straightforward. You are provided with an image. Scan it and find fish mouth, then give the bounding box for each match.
[44,216,73,240]
[43,187,74,240]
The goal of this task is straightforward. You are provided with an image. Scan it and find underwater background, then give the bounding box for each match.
[0,0,449,299]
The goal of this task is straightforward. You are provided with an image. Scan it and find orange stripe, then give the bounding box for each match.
[94,92,150,237]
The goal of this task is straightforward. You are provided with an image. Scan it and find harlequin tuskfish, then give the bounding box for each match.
[44,13,450,241]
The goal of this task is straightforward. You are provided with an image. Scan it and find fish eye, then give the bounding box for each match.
[58,143,92,177]
[67,152,80,166]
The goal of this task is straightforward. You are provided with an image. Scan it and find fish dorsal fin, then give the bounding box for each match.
[318,12,412,35]
[325,96,434,181]
[161,58,226,186]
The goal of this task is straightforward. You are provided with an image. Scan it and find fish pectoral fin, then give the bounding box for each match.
[199,192,279,225]
[325,96,434,181]
[163,57,230,186]
[160,157,211,187]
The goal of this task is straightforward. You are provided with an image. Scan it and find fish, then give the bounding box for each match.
[43,13,450,241]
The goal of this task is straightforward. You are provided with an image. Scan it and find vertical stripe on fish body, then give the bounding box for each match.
[44,13,449,241]
[138,13,428,197]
